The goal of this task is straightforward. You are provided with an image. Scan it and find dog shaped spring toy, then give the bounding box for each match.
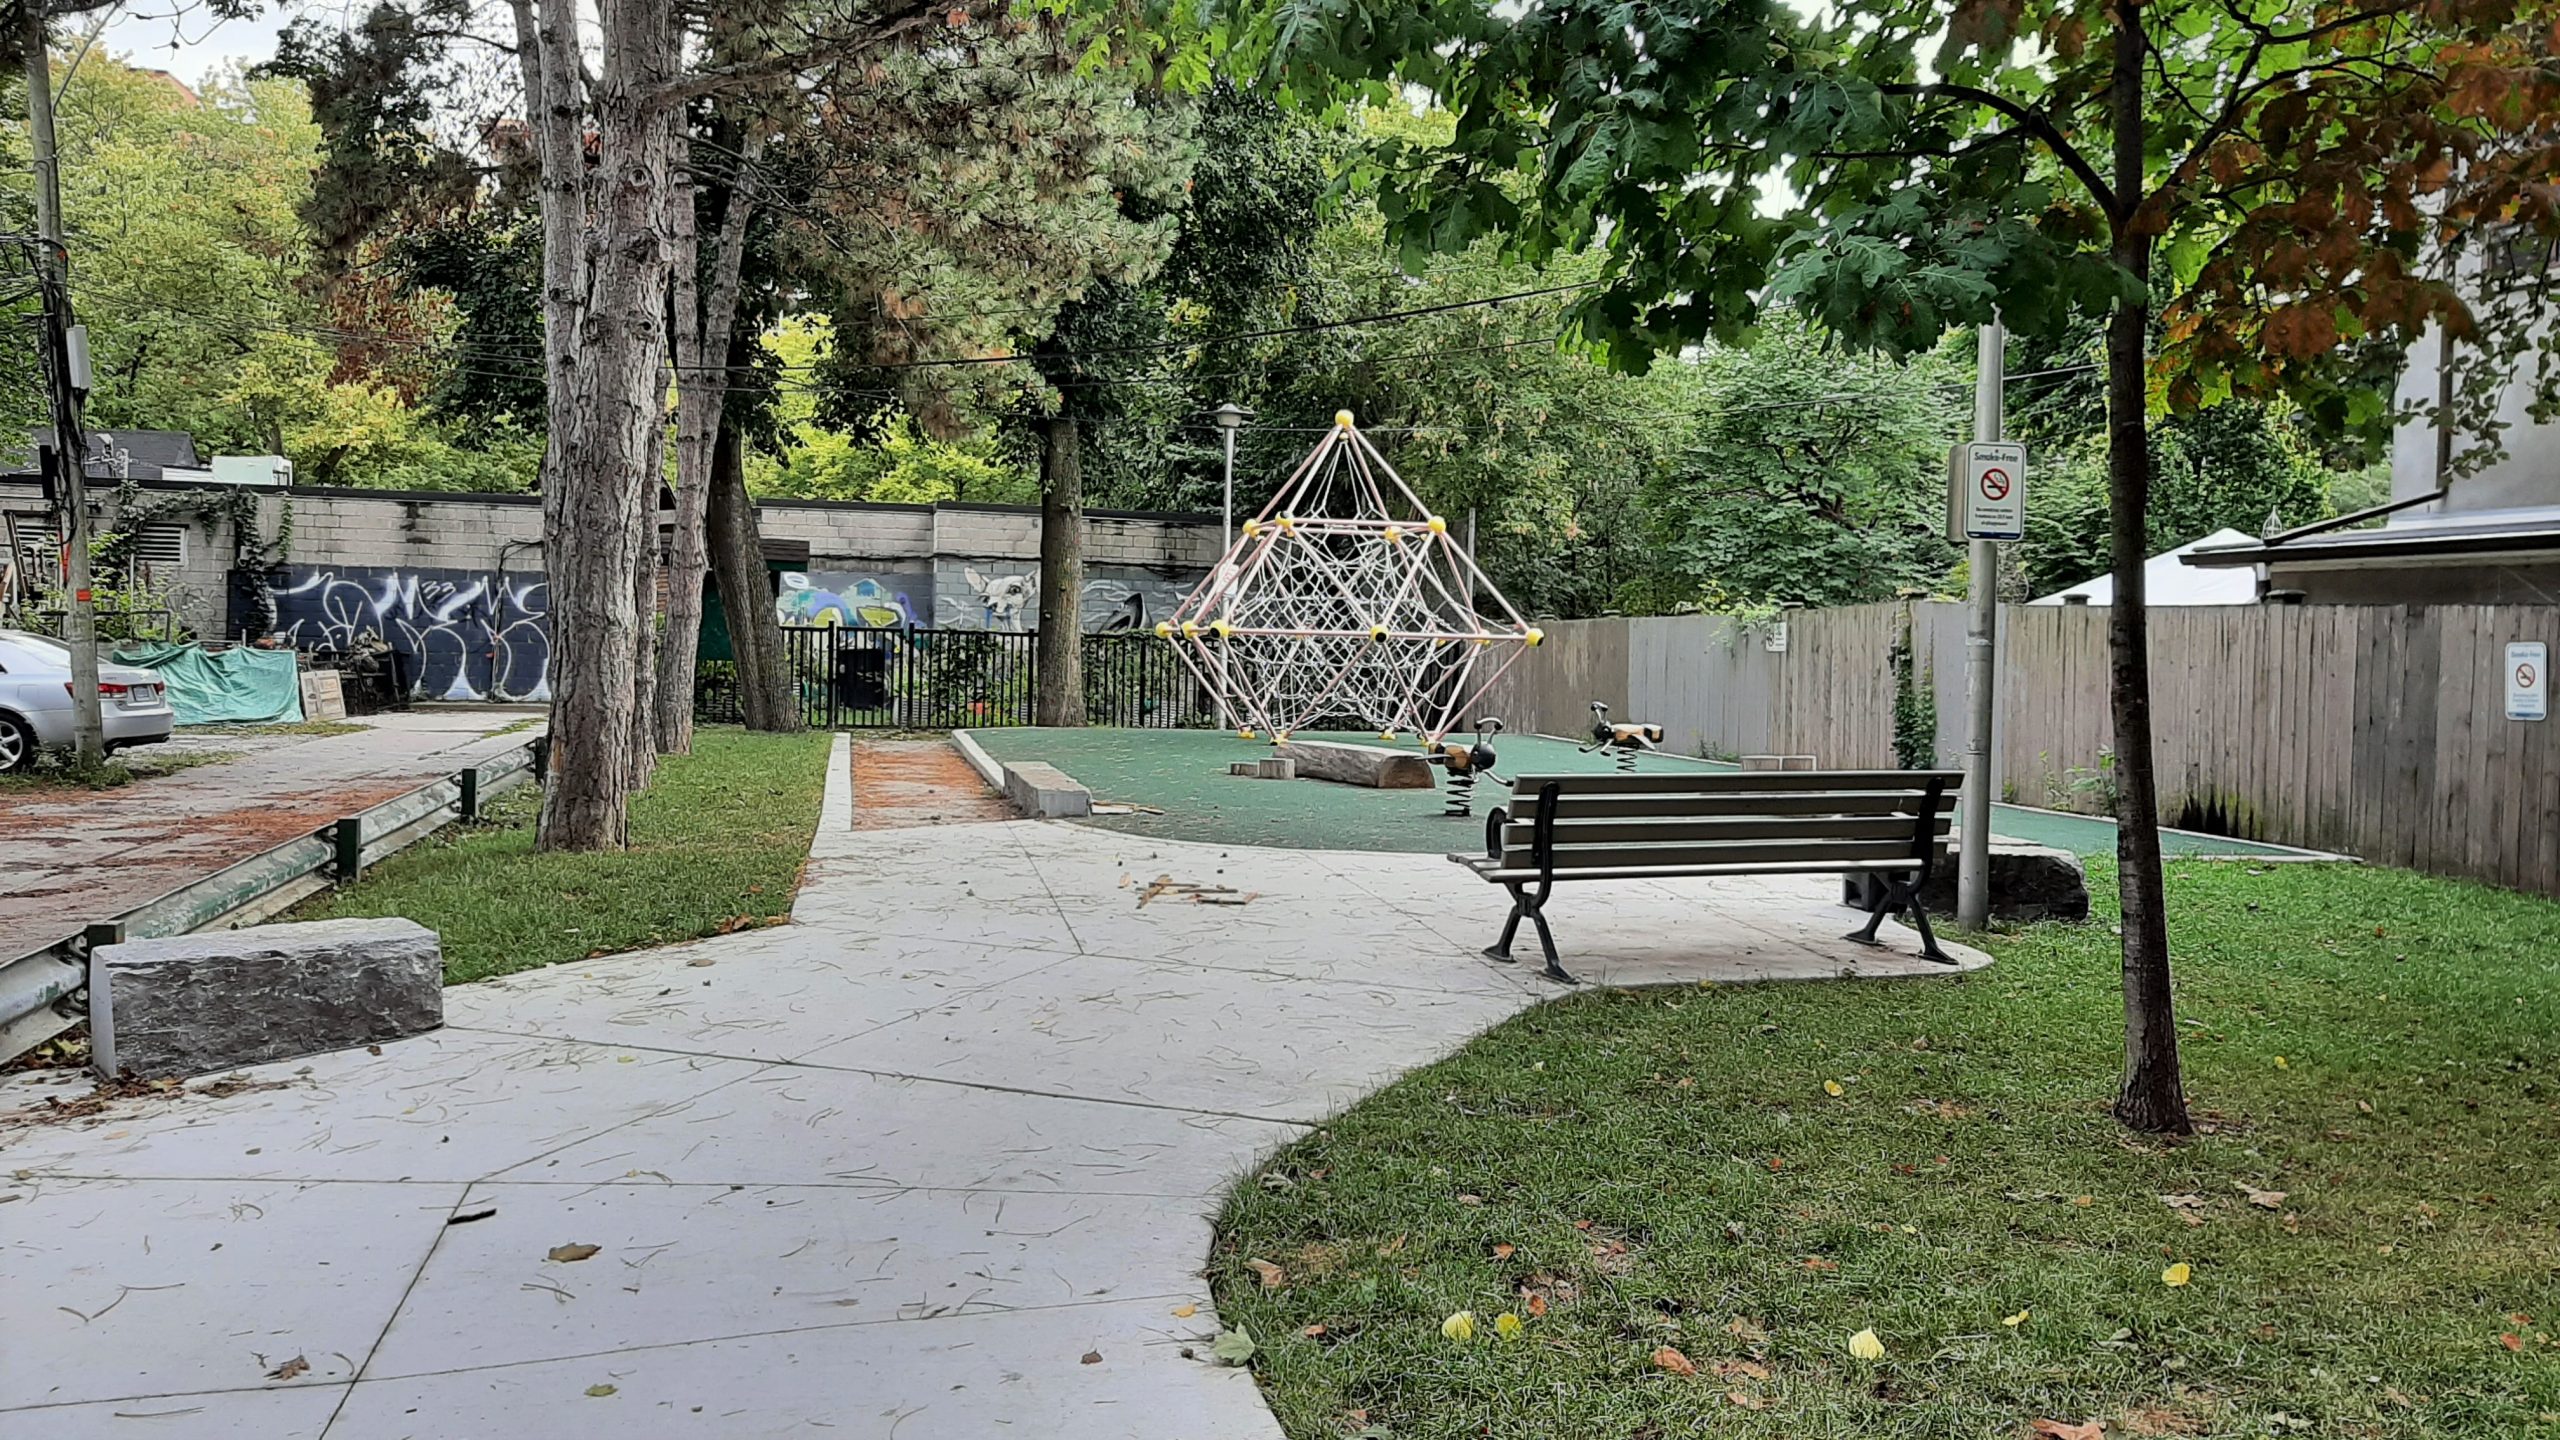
[1581,700,1663,772]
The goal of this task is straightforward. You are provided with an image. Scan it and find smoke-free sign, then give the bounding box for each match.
[2508,641,2548,721]
[1948,441,2027,542]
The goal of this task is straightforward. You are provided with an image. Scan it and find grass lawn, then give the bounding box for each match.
[1212,859,2560,1438]
[298,726,831,984]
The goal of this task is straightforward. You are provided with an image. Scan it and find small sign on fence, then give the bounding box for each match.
[2508,640,2548,721]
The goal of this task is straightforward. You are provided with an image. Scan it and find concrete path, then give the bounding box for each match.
[0,735,1986,1439]
[0,709,544,956]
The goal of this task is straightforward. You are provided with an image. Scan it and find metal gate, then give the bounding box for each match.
[694,627,1210,730]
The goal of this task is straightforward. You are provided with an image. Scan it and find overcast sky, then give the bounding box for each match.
[81,1,320,86]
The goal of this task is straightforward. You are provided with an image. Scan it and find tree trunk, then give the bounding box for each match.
[2105,5,2189,1135]
[655,121,762,755]
[628,372,665,794]
[530,0,678,852]
[707,417,802,732]
[1034,412,1084,727]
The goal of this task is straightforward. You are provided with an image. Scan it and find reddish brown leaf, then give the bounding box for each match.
[2029,1421,2103,1440]
[1651,1345,1698,1377]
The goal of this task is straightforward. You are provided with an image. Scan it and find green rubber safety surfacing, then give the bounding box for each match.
[959,728,2323,860]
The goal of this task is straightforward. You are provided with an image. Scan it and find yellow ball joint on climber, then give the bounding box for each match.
[1238,728,1256,740]
[1370,624,1390,642]
[1181,620,1203,639]
[1525,627,1546,647]
[1277,515,1297,535]
[1334,409,1355,428]
[1241,518,1261,537]
[1426,515,1448,534]
[1153,621,1173,640]
[1210,619,1235,641]
[1383,525,1405,544]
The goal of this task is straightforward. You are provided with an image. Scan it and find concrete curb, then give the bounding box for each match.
[948,728,1005,794]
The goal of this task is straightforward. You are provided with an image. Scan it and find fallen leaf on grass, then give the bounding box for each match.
[1491,1243,1515,1259]
[1303,1325,1326,1338]
[2029,1421,2102,1440]
[1246,1259,1285,1289]
[1212,1328,1257,1364]
[1525,1293,1548,1317]
[2161,1263,2193,1287]
[2003,1309,2030,1327]
[584,1384,616,1398]
[2500,1333,2525,1352]
[547,1243,601,1263]
[2236,1182,2288,1209]
[1801,1255,1839,1273]
[1494,1312,1523,1340]
[1824,1080,1844,1097]
[1442,1311,1477,1342]
[1713,1358,1771,1381]
[1725,1315,1768,1345]
[1847,1328,1886,1361]
[1651,1345,1698,1376]
[1725,1388,1768,1409]
[2160,1193,2208,1211]
[266,1356,309,1382]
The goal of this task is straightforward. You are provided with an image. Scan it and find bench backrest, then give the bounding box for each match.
[1494,769,1961,873]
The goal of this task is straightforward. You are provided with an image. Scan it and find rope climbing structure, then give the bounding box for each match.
[1160,412,1541,744]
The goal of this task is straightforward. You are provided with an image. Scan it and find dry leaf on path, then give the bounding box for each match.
[1170,1304,1197,1318]
[1080,1350,1103,1365]
[266,1356,310,1382]
[1651,1345,1698,1376]
[547,1243,601,1263]
[585,1384,616,1398]
[1246,1259,1285,1289]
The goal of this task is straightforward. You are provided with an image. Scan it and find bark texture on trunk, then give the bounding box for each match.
[629,368,666,795]
[655,122,763,755]
[2106,5,2190,1135]
[1034,412,1084,727]
[529,0,678,852]
[706,419,803,732]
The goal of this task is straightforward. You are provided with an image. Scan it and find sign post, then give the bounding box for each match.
[1948,440,2027,542]
[1950,325,2022,932]
[2509,641,2548,721]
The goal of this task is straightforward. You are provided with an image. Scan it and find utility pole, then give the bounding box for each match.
[1956,319,2004,930]
[22,6,104,766]
[1208,402,1251,731]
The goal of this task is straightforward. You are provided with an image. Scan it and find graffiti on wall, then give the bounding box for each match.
[775,571,924,629]
[257,566,551,702]
[928,565,1193,633]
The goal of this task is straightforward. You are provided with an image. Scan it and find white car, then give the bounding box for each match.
[0,628,176,772]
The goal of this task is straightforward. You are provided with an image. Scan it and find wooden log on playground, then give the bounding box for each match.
[1276,740,1435,789]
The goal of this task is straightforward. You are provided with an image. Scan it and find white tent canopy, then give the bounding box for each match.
[2028,528,2261,606]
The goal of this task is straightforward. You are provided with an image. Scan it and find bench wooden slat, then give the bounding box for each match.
[1499,838,1929,870]
[1459,856,1929,883]
[1502,815,1948,848]
[1503,769,1962,795]
[1509,790,1959,820]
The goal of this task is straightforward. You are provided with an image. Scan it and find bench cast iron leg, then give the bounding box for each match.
[1842,872,1959,966]
[1487,883,1576,984]
[1526,904,1574,985]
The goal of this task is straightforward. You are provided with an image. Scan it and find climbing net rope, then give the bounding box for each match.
[1161,412,1540,743]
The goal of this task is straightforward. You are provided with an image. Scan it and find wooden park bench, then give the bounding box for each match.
[1448,768,1963,983]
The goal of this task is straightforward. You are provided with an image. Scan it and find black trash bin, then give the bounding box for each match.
[834,642,889,712]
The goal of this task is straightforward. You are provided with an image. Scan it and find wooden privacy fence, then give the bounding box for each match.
[1478,602,2560,897]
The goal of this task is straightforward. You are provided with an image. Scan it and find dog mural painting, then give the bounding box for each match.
[257,566,551,702]
[929,566,1193,633]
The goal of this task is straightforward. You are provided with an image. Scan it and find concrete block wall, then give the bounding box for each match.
[1,479,1222,641]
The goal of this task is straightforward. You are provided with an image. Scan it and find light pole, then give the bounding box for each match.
[1207,403,1252,731]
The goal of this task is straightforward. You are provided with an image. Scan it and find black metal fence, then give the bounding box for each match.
[695,626,1211,730]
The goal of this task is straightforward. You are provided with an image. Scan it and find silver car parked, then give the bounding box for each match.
[0,628,176,771]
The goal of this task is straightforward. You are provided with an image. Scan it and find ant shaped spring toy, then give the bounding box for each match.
[1580,700,1665,772]
[1426,717,1506,817]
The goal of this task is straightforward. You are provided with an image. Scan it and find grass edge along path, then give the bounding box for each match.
[298,726,832,984]
[1209,858,2560,1440]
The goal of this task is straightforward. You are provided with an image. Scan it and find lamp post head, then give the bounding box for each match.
[1208,402,1253,432]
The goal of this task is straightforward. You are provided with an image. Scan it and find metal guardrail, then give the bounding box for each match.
[0,735,548,1067]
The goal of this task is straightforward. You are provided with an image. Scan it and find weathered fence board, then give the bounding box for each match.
[1483,602,2560,897]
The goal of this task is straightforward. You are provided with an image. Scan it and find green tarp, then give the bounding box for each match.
[111,641,305,726]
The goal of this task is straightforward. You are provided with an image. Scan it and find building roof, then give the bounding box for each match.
[2181,507,2560,569]
[6,428,205,482]
[2030,529,2264,606]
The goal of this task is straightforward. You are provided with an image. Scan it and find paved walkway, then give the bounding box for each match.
[0,735,1987,1439]
[0,709,544,957]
